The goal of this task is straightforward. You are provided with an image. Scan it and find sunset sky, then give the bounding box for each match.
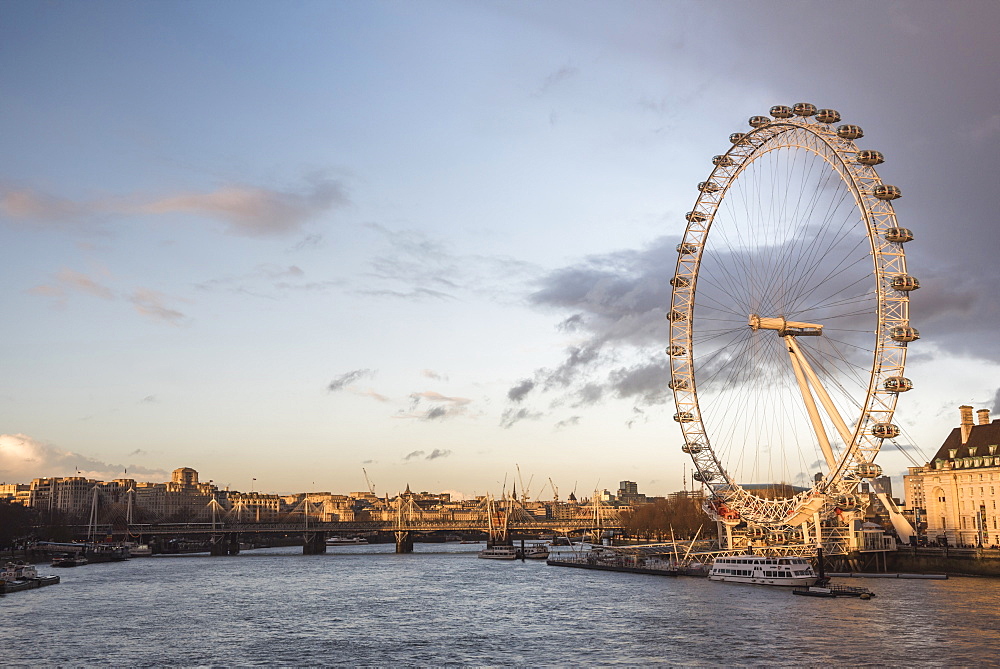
[2,0,999,499]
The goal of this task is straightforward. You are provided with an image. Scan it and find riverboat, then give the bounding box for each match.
[52,554,88,568]
[523,543,549,559]
[325,537,369,546]
[125,542,153,557]
[793,584,875,599]
[478,545,518,560]
[708,555,819,587]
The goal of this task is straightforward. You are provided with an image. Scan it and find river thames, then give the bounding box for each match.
[6,543,1000,666]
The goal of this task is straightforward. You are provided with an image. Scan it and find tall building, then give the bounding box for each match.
[904,405,1000,547]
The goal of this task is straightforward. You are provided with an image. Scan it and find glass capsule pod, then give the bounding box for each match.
[748,115,770,128]
[712,154,734,167]
[883,376,914,392]
[768,531,788,545]
[873,184,902,200]
[770,105,793,118]
[729,132,747,144]
[667,309,687,322]
[685,210,708,222]
[890,326,920,342]
[835,494,858,510]
[856,149,884,166]
[855,462,884,478]
[792,102,817,116]
[668,378,689,390]
[891,275,920,291]
[674,411,695,423]
[670,276,691,287]
[747,525,766,539]
[691,470,715,482]
[816,108,841,124]
[837,124,864,139]
[884,227,914,243]
[681,442,704,454]
[871,423,900,439]
[697,181,721,193]
[666,345,687,356]
[676,242,699,254]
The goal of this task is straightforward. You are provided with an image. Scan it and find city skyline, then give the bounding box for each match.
[3,1,1000,497]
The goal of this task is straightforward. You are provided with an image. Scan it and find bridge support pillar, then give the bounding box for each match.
[228,533,241,555]
[303,531,327,555]
[395,531,413,553]
[210,534,227,556]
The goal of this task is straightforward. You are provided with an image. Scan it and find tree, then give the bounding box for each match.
[620,496,709,541]
[0,500,37,549]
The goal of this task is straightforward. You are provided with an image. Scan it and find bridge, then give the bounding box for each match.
[68,495,625,555]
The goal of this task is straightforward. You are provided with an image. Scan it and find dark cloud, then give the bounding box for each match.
[403,450,425,461]
[500,407,543,429]
[423,406,448,421]
[327,369,375,392]
[128,449,146,456]
[426,449,451,460]
[507,379,535,403]
[554,416,581,430]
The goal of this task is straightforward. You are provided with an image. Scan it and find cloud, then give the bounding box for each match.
[129,288,187,325]
[398,390,473,421]
[29,268,114,303]
[0,434,167,482]
[507,379,535,403]
[555,416,581,429]
[328,369,375,392]
[426,449,451,460]
[500,407,543,429]
[403,450,425,461]
[422,369,448,381]
[534,64,579,97]
[140,395,157,404]
[1,175,348,238]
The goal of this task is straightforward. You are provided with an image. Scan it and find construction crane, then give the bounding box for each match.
[548,477,559,503]
[362,468,376,497]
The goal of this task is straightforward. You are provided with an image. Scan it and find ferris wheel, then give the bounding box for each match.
[668,103,917,535]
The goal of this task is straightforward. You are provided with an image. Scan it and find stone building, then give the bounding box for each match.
[904,405,1000,547]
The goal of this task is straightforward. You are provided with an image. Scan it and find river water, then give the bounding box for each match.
[5,543,999,666]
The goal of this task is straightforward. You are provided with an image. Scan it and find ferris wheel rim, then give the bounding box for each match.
[668,109,914,526]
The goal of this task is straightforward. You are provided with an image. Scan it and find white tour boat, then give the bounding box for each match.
[478,545,518,560]
[522,543,550,559]
[708,554,819,587]
[325,537,369,546]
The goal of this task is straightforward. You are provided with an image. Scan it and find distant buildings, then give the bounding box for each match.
[904,405,1000,547]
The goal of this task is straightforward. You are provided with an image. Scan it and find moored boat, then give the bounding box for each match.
[52,554,88,568]
[522,543,550,559]
[325,537,369,546]
[708,554,819,587]
[478,545,518,560]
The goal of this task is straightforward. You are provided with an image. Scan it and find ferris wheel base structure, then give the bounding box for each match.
[669,103,919,557]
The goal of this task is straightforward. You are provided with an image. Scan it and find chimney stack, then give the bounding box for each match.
[960,405,974,444]
[978,409,991,425]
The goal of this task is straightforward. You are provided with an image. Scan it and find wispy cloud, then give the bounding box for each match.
[1,175,348,238]
[327,369,376,392]
[29,268,188,324]
[397,390,472,421]
[129,288,187,325]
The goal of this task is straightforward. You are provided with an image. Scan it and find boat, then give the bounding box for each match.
[325,537,369,546]
[478,545,518,560]
[85,543,130,562]
[793,584,875,599]
[708,554,819,586]
[523,543,550,559]
[1,561,38,581]
[125,542,153,557]
[52,554,88,568]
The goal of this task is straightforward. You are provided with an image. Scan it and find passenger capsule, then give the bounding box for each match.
[670,276,691,288]
[891,275,920,291]
[815,108,841,124]
[792,102,817,116]
[837,124,864,139]
[666,345,687,357]
[871,423,900,439]
[673,411,695,423]
[884,376,914,392]
[686,210,709,222]
[681,442,704,454]
[855,462,884,477]
[676,242,699,255]
[873,184,902,200]
[729,132,747,144]
[748,115,770,128]
[712,154,734,167]
[836,494,858,510]
[770,105,793,119]
[747,525,766,539]
[698,181,721,193]
[668,378,690,390]
[667,309,687,322]
[884,227,914,243]
[890,326,920,342]
[691,470,715,482]
[856,149,884,166]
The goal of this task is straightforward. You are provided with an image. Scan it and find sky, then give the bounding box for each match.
[2,0,999,500]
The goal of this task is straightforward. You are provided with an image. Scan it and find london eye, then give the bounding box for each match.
[668,103,917,551]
